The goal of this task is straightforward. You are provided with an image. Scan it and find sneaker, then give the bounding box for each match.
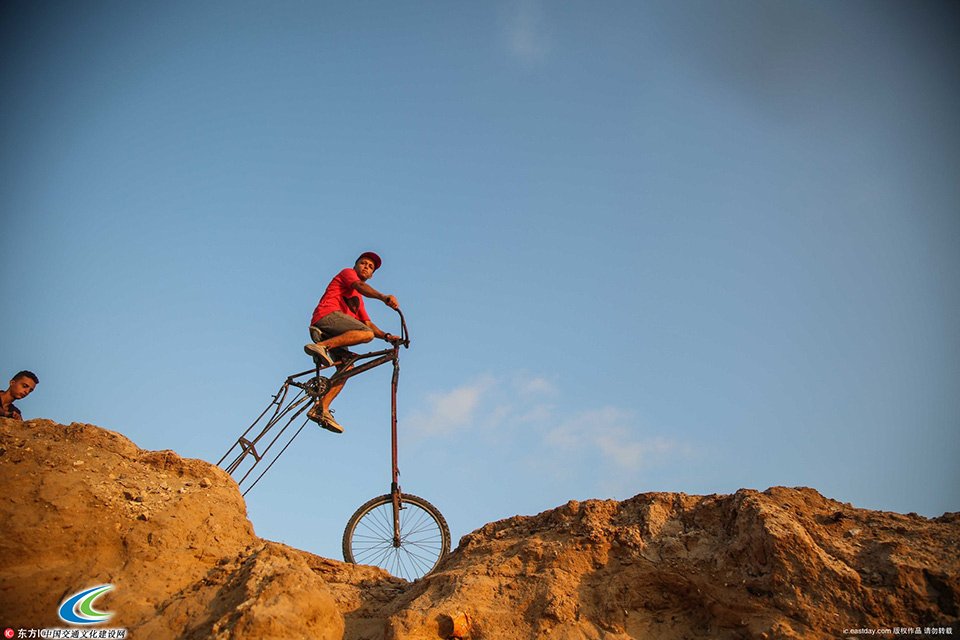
[320,410,344,434]
[304,343,335,368]
[307,405,342,433]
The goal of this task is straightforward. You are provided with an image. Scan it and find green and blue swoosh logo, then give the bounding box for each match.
[58,584,114,624]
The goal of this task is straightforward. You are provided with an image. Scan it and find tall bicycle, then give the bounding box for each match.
[218,309,450,581]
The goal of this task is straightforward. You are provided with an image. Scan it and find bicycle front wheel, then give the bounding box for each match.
[342,493,450,581]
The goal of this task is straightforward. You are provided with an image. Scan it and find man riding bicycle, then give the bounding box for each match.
[305,251,400,433]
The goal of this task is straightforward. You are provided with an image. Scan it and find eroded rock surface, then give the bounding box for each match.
[1,418,957,639]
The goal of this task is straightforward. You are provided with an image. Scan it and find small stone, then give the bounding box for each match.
[438,612,471,639]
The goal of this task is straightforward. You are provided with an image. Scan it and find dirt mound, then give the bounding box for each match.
[1,418,957,639]
[398,491,959,639]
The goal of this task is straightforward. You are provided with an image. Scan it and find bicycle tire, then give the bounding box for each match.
[342,493,450,581]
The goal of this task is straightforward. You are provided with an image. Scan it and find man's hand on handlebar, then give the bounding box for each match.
[383,333,403,345]
[382,294,399,310]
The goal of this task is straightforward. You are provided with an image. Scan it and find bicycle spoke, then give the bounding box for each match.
[358,505,393,539]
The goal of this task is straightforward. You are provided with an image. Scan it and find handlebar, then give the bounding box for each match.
[395,308,410,349]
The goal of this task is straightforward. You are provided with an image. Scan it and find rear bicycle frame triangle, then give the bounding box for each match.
[217,344,401,496]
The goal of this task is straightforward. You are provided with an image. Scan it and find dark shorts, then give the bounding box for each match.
[311,311,370,339]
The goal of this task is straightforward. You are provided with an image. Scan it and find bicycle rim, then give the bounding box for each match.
[342,493,450,581]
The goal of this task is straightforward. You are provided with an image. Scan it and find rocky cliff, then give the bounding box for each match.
[1,418,957,639]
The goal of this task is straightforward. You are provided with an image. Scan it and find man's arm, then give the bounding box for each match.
[0,401,22,421]
[354,281,399,310]
[365,320,401,343]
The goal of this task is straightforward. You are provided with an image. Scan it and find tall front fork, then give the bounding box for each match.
[391,482,402,548]
[390,345,402,548]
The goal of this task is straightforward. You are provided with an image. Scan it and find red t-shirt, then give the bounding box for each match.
[311,268,370,325]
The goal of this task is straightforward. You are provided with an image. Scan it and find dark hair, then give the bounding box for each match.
[13,370,38,384]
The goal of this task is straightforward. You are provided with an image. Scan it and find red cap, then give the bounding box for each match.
[357,251,382,270]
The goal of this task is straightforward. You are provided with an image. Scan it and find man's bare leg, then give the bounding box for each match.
[309,365,350,432]
[308,330,373,432]
[317,331,371,410]
[321,364,352,412]
[305,329,373,368]
[320,329,374,351]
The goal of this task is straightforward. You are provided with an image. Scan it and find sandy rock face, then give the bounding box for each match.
[1,418,957,640]
[0,419,343,638]
[393,491,959,639]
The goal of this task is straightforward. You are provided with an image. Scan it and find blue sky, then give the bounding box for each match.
[2,1,958,563]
